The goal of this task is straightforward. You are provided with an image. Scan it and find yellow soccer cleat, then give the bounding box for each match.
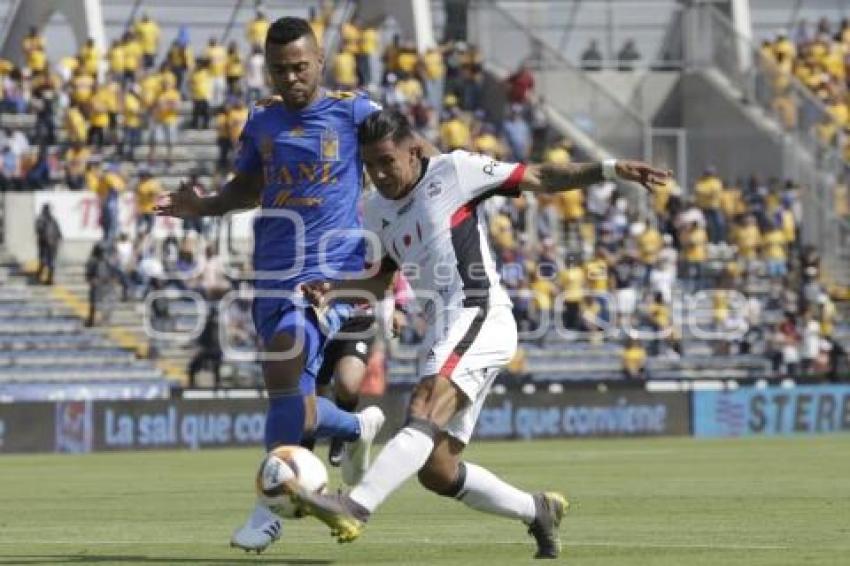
[290,488,369,543]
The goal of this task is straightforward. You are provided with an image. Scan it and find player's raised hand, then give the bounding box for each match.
[154,182,203,218]
[615,161,672,192]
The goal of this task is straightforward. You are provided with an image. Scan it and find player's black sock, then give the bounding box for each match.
[335,395,359,413]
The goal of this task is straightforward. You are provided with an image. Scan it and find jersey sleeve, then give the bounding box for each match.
[233,107,261,174]
[352,92,382,126]
[450,150,526,201]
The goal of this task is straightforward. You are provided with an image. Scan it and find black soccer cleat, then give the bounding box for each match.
[328,437,345,467]
[527,492,569,559]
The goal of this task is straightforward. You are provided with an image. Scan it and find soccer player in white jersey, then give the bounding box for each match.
[293,110,671,558]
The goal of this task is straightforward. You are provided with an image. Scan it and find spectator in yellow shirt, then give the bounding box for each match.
[24,29,47,73]
[64,142,90,190]
[82,162,100,193]
[226,99,249,145]
[422,46,445,112]
[246,11,270,50]
[308,7,326,47]
[341,22,361,55]
[225,42,244,97]
[139,69,162,111]
[118,84,143,162]
[694,167,725,243]
[62,99,87,143]
[735,214,762,261]
[358,27,380,87]
[88,82,111,149]
[652,176,678,218]
[544,140,571,166]
[559,256,585,330]
[636,223,663,280]
[397,42,419,75]
[439,108,471,151]
[682,221,708,291]
[204,37,227,107]
[558,189,585,241]
[121,31,144,83]
[646,291,673,355]
[396,73,424,105]
[622,338,647,379]
[79,38,100,77]
[529,270,557,318]
[333,49,359,90]
[97,164,126,241]
[489,211,514,251]
[473,125,503,158]
[762,221,787,278]
[135,169,162,235]
[215,108,230,171]
[149,75,181,164]
[134,13,161,69]
[108,38,126,78]
[189,58,213,129]
[165,39,193,89]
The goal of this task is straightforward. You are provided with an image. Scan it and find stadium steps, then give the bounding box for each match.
[48,267,193,385]
[0,268,168,387]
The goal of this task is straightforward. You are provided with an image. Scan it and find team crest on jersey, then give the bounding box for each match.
[320,129,340,162]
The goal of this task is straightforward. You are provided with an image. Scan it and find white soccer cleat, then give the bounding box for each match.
[341,406,386,486]
[230,500,283,553]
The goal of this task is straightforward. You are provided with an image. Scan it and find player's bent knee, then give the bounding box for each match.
[405,416,441,439]
[419,461,467,497]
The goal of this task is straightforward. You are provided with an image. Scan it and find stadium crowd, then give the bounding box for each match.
[0,8,847,385]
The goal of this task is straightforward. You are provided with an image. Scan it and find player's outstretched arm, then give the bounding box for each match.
[518,160,671,194]
[300,259,398,309]
[154,170,264,218]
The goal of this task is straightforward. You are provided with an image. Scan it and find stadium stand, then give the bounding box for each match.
[0,0,847,396]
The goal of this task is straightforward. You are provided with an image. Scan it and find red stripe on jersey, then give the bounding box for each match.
[438,352,462,379]
[500,163,526,194]
[450,203,473,228]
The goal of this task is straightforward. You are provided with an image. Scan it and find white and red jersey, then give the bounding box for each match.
[363,151,525,322]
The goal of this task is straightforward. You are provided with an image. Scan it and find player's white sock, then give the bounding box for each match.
[455,462,536,523]
[349,424,435,512]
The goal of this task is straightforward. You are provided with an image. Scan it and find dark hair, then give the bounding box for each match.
[358,109,414,146]
[266,17,317,47]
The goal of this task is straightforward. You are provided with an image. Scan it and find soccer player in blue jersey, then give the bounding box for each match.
[155,17,386,552]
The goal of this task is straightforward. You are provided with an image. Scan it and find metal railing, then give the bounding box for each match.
[467,0,648,160]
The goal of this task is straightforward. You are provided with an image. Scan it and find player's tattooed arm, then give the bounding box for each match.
[519,160,671,194]
[155,170,263,218]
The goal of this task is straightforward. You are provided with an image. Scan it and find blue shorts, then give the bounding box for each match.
[253,295,354,394]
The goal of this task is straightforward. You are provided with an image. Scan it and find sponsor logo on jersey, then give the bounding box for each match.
[482,160,501,176]
[427,180,443,197]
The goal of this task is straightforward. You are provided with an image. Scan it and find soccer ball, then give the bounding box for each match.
[256,445,329,518]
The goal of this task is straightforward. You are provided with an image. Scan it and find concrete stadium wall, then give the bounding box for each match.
[680,72,785,186]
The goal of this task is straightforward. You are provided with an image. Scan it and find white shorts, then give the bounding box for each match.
[420,305,517,444]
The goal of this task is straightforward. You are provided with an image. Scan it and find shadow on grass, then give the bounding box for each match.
[0,556,333,565]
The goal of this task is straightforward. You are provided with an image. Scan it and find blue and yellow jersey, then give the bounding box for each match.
[235,89,380,291]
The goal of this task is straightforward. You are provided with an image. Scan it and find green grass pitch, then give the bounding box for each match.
[1,435,848,565]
